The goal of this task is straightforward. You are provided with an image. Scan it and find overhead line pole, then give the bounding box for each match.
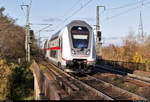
[138,0,144,40]
[96,6,105,61]
[34,24,52,48]
[21,5,30,62]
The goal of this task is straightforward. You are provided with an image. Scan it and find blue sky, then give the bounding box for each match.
[1,0,150,46]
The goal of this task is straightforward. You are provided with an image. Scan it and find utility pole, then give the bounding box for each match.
[138,0,144,41]
[96,6,105,61]
[21,5,30,62]
[38,30,53,48]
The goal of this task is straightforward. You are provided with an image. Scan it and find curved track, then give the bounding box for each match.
[77,75,147,100]
[96,65,150,83]
[39,61,148,100]
[40,61,113,100]
[95,65,150,86]
[94,65,150,99]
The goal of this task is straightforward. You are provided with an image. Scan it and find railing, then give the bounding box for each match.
[97,59,148,73]
[30,61,60,100]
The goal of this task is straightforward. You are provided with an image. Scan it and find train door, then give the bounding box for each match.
[58,38,62,68]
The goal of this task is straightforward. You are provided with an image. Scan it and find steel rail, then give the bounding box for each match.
[96,65,150,85]
[86,75,147,100]
[47,63,114,100]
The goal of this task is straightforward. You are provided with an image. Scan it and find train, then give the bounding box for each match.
[44,20,96,73]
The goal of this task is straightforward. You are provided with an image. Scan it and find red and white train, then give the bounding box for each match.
[44,20,96,73]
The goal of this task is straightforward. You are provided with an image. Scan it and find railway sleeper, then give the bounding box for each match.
[47,66,79,95]
[88,76,147,100]
[46,62,114,100]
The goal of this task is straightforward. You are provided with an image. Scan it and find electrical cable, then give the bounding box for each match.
[61,0,81,18]
[16,0,26,18]
[53,0,94,34]
[106,0,148,11]
[103,1,150,22]
[29,0,32,10]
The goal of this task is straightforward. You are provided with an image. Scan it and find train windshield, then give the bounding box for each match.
[71,26,89,48]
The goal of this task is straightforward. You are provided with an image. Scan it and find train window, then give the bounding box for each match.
[71,26,89,48]
[61,38,62,53]
[49,50,51,57]
[48,42,50,48]
[59,39,60,47]
[50,50,58,59]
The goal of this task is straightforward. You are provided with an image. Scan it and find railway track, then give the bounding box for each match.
[40,61,113,100]
[95,65,150,86]
[96,65,150,83]
[39,61,147,100]
[76,75,147,100]
[94,65,150,99]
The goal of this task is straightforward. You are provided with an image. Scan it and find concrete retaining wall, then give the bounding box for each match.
[31,61,60,100]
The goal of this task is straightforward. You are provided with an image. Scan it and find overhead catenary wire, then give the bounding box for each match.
[104,6,138,21]
[103,1,150,22]
[34,24,53,34]
[34,0,150,45]
[16,0,26,18]
[16,0,33,19]
[61,0,81,19]
[106,0,148,11]
[53,0,94,34]
[52,0,149,34]
[29,0,32,9]
[99,0,150,17]
[20,6,26,18]
[99,1,150,44]
[38,0,94,45]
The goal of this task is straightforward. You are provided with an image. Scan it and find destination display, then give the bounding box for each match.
[73,34,88,39]
[71,30,89,34]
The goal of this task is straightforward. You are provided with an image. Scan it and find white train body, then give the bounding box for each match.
[44,20,96,73]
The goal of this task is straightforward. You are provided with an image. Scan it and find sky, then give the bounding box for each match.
[0,0,150,46]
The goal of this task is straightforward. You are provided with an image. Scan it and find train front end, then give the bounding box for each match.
[65,21,96,73]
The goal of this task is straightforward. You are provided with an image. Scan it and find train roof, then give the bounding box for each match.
[50,30,61,41]
[67,20,92,29]
[50,20,92,41]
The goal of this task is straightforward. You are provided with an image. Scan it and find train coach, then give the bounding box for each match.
[44,20,96,73]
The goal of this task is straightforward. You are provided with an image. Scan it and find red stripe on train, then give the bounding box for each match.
[44,47,60,50]
[44,46,67,61]
[50,47,60,50]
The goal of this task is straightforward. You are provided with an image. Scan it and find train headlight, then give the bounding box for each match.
[71,49,76,54]
[86,50,90,55]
